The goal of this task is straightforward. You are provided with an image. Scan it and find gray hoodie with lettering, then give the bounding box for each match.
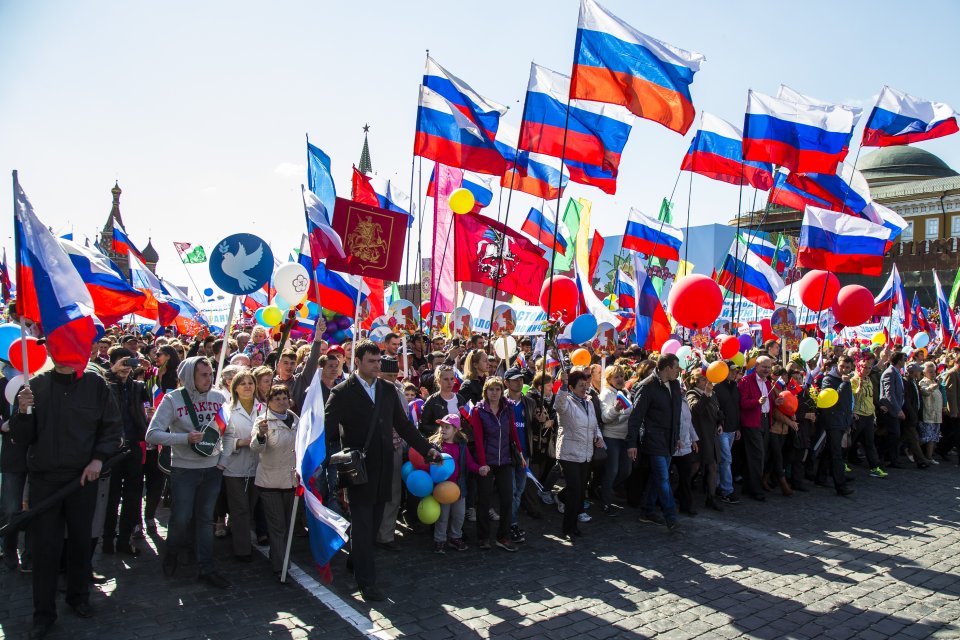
[145,356,231,469]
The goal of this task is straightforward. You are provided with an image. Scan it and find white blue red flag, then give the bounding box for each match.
[863,86,958,147]
[681,112,774,190]
[622,208,683,261]
[631,254,671,350]
[297,244,365,317]
[571,0,704,135]
[303,188,345,266]
[129,252,180,326]
[307,141,337,215]
[111,219,146,263]
[295,370,349,583]
[933,270,956,347]
[14,176,102,373]
[521,206,568,255]
[717,236,785,310]
[59,238,146,326]
[873,264,906,320]
[614,268,636,310]
[798,205,889,276]
[739,231,778,266]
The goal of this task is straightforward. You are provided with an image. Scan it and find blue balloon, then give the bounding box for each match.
[273,294,291,310]
[400,461,415,482]
[306,302,319,317]
[254,308,267,326]
[203,287,214,297]
[405,470,434,498]
[569,314,598,345]
[429,453,455,483]
[0,324,22,362]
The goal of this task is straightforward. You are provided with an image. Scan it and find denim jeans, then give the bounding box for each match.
[642,454,677,524]
[167,466,223,574]
[601,436,631,507]
[718,431,736,497]
[510,464,527,526]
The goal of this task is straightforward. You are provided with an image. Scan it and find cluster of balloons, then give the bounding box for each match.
[401,448,460,524]
[602,294,618,311]
[0,323,51,405]
[321,315,354,345]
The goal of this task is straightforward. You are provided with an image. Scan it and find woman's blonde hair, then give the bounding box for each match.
[481,376,505,404]
[603,365,623,385]
[463,349,488,381]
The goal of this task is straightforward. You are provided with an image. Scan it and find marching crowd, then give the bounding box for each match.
[2,312,960,638]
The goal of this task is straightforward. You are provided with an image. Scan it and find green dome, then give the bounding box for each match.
[857,147,957,186]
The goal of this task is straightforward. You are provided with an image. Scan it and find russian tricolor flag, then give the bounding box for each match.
[770,170,834,213]
[798,205,889,276]
[153,385,164,409]
[427,168,494,213]
[303,188,345,265]
[622,208,683,261]
[111,220,146,263]
[59,238,146,327]
[128,252,181,327]
[521,207,568,256]
[415,57,507,176]
[860,200,908,245]
[615,390,633,410]
[520,63,632,173]
[681,112,774,191]
[297,245,365,317]
[213,405,229,434]
[717,237,785,310]
[571,0,704,135]
[863,86,958,148]
[631,254,672,350]
[933,270,956,346]
[14,176,103,374]
[743,89,860,175]
[873,264,906,319]
[295,370,349,583]
[782,163,868,215]
[614,269,636,310]
[503,150,569,200]
[739,231,777,266]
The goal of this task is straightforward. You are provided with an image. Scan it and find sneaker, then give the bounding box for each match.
[577,512,592,523]
[639,512,666,525]
[199,571,231,589]
[478,539,492,551]
[495,537,518,552]
[719,494,741,505]
[930,458,940,465]
[509,525,526,544]
[465,508,476,522]
[602,504,622,517]
[538,490,555,505]
[488,509,500,521]
[556,500,565,514]
[433,542,446,554]
[448,538,469,552]
[869,467,888,478]
[906,451,915,463]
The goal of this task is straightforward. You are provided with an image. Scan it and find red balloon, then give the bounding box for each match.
[420,301,431,319]
[8,337,47,374]
[719,335,740,359]
[539,275,579,323]
[776,391,798,417]
[798,270,840,312]
[667,275,722,330]
[408,447,429,472]
[832,285,874,327]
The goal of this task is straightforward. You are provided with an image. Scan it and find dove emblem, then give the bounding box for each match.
[218,239,265,291]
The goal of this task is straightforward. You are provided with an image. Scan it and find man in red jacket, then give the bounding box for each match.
[738,356,774,501]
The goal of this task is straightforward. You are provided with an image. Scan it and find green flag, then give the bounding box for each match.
[950,266,960,308]
[175,243,207,264]
[552,198,582,272]
[650,198,674,296]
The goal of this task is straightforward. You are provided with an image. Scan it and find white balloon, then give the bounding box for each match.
[273,262,310,306]
[494,336,517,360]
[5,374,25,406]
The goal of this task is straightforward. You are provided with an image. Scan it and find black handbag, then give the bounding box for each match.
[329,383,382,487]
[592,442,608,463]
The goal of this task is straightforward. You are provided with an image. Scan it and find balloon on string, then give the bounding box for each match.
[719,336,740,359]
[539,276,579,323]
[261,305,283,327]
[569,314,598,344]
[661,338,681,355]
[738,333,754,353]
[400,461,415,482]
[0,324,22,362]
[493,336,517,360]
[667,275,723,330]
[433,481,461,505]
[417,496,442,524]
[203,287,214,297]
[832,285,874,327]
[429,453,456,483]
[448,188,475,215]
[731,352,745,367]
[4,373,25,406]
[676,345,694,369]
[816,388,839,409]
[298,304,310,318]
[8,338,48,375]
[706,360,729,383]
[274,262,310,306]
[777,391,799,416]
[797,337,820,361]
[570,348,592,366]
[871,332,886,345]
[420,301,431,321]
[798,270,840,311]
[405,470,434,498]
[913,332,930,349]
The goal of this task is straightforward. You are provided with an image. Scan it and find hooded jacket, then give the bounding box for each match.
[145,357,230,469]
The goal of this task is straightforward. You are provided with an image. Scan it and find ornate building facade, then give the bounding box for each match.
[98,182,159,279]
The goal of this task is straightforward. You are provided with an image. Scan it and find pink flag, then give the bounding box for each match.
[431,164,462,313]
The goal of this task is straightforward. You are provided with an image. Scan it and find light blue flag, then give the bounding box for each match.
[307,141,337,215]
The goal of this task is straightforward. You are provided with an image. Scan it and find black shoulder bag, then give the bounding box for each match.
[329,382,383,487]
[181,389,222,457]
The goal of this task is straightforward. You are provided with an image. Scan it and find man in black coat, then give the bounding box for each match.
[12,356,122,638]
[712,363,741,503]
[817,355,855,496]
[324,340,441,602]
[627,354,683,532]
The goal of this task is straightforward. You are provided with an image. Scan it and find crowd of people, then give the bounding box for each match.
[2,312,959,638]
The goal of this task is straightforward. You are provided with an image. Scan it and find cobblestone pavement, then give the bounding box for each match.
[3,461,959,639]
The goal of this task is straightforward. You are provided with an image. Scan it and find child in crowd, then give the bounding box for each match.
[428,414,479,553]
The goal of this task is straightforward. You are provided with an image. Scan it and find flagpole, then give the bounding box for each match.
[414,157,426,314]
[279,492,300,583]
[299,190,325,337]
[172,243,213,319]
[484,162,519,354]
[11,170,32,415]
[214,295,237,386]
[408,50,430,297]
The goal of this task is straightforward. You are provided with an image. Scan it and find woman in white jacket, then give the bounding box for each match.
[250,385,299,578]
[598,366,632,515]
[221,372,266,561]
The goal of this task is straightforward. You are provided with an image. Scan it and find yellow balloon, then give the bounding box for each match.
[706,360,729,384]
[262,305,283,327]
[570,348,591,366]
[448,188,475,214]
[816,387,839,409]
[871,332,886,345]
[298,304,309,318]
[731,352,745,367]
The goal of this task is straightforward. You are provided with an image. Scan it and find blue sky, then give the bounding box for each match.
[1,0,958,293]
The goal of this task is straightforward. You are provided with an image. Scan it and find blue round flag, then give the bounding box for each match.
[208,233,274,295]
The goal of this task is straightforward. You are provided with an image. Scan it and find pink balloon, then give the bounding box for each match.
[661,338,681,355]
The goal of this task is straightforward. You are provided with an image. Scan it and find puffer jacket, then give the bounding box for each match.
[250,409,298,489]
[221,400,266,478]
[554,388,603,463]
[468,400,521,468]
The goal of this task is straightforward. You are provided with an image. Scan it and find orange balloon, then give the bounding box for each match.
[570,348,591,367]
[433,480,461,505]
[706,360,729,384]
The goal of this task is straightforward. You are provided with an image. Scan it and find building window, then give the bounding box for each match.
[926,218,939,240]
[952,215,960,238]
[902,221,914,241]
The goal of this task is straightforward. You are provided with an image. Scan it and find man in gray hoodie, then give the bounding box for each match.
[146,356,233,589]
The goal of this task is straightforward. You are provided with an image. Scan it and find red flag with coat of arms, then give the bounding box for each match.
[453,213,548,304]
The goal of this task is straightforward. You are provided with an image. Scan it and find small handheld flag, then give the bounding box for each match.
[615,390,633,410]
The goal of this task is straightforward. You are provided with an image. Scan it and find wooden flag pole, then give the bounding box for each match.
[214,295,237,386]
